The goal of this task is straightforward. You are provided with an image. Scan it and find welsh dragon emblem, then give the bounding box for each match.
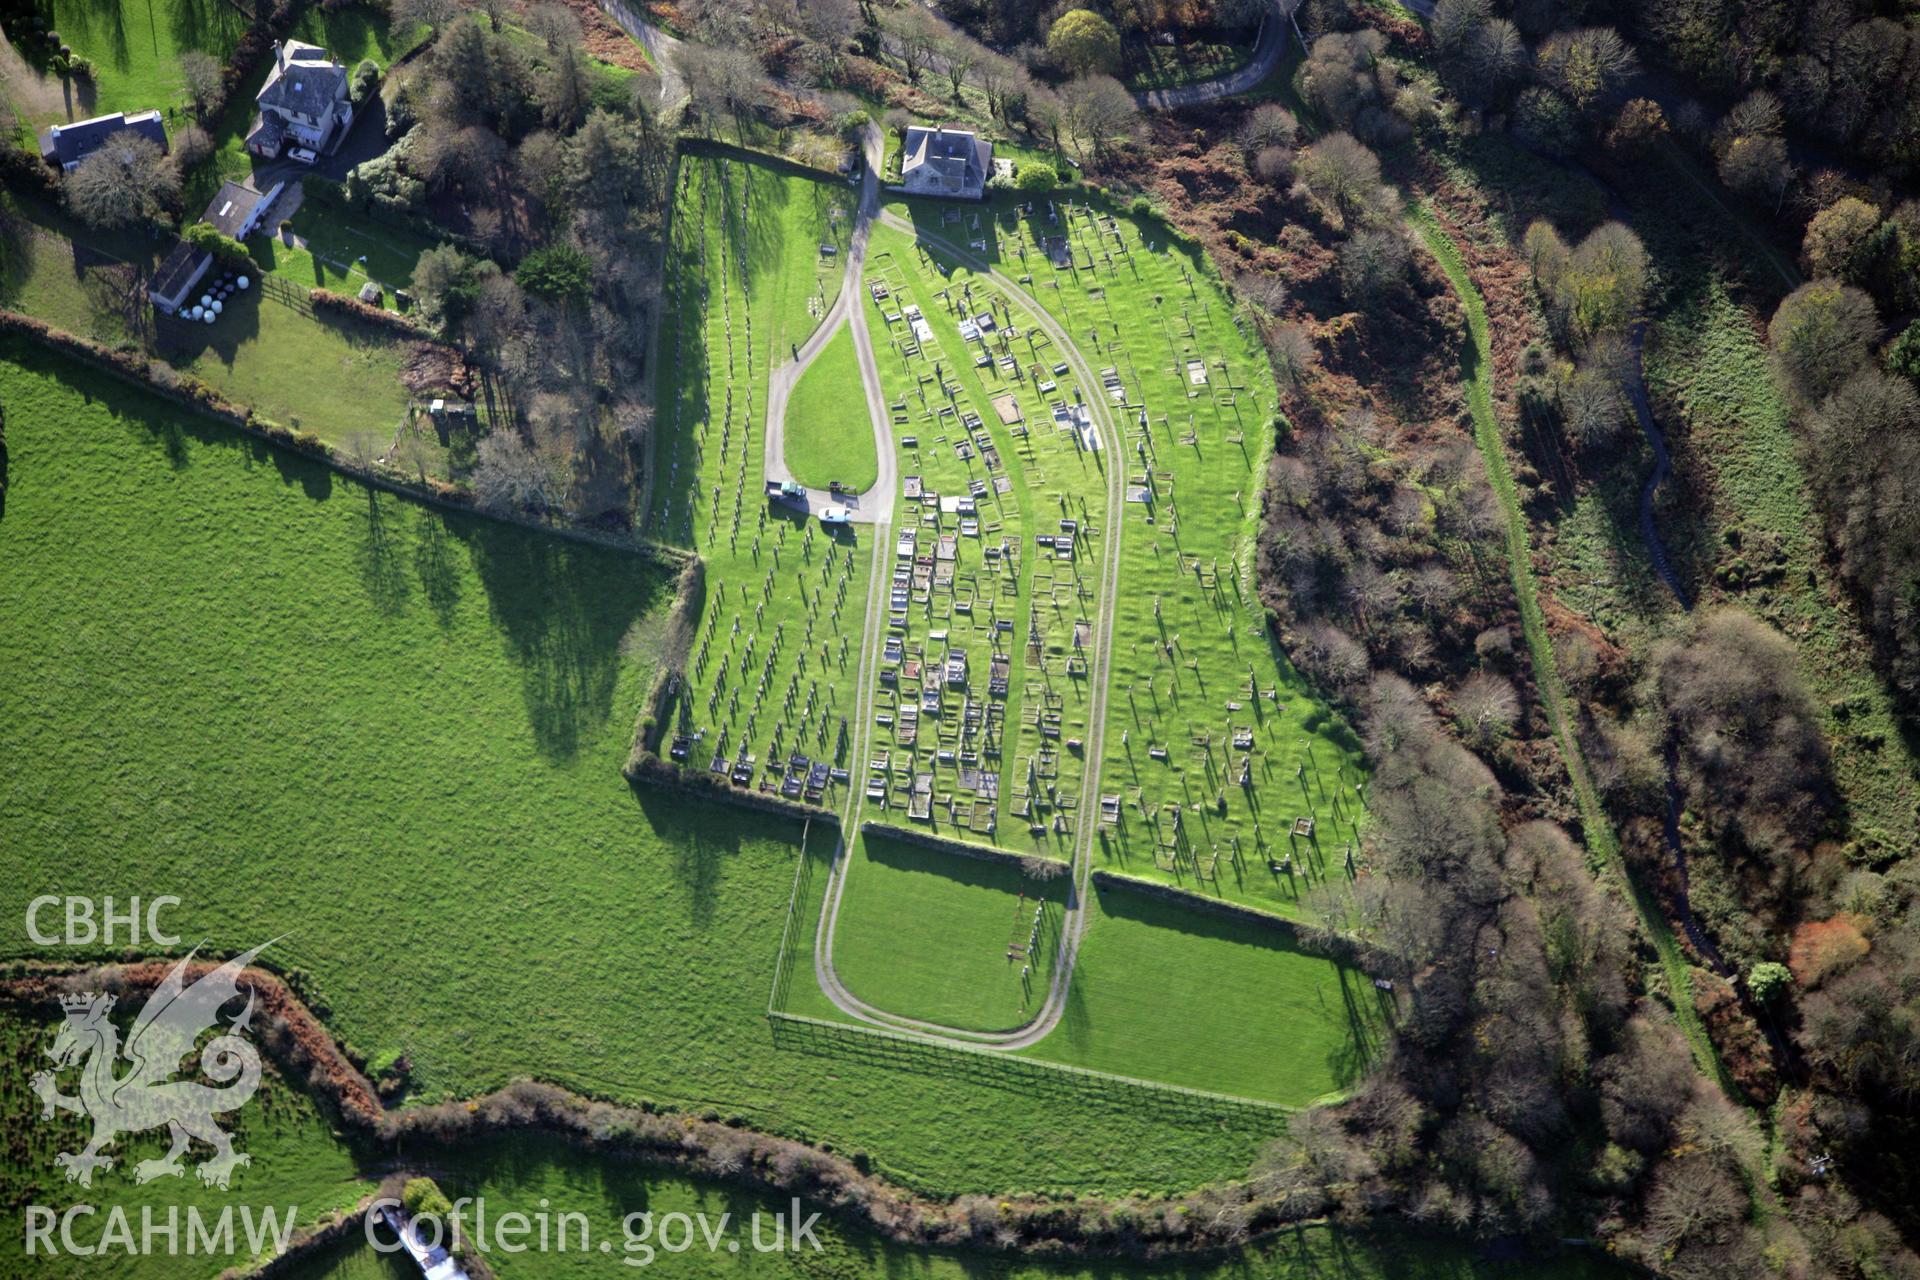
[30,943,271,1190]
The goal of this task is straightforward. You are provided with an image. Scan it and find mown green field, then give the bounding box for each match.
[781,322,874,492]
[831,832,1068,1033]
[0,339,1287,1197]
[19,1,404,132]
[1023,879,1386,1104]
[0,1004,1609,1280]
[0,198,415,446]
[277,1130,1627,1280]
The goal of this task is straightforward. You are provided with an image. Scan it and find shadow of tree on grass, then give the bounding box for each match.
[454,515,669,762]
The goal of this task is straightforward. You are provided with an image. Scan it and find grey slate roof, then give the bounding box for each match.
[256,40,347,120]
[38,110,169,167]
[150,240,212,306]
[245,114,285,155]
[901,126,991,194]
[202,181,265,239]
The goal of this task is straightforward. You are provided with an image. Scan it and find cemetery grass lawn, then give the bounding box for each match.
[832,831,1068,1033]
[649,152,870,791]
[885,192,1370,917]
[0,338,1294,1198]
[782,321,876,492]
[0,1009,373,1280]
[857,221,1105,858]
[1022,879,1390,1106]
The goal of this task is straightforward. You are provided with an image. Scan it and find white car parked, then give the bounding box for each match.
[288,146,318,166]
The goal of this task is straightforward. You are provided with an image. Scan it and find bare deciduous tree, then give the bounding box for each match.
[1296,132,1384,228]
[65,131,178,229]
[1059,75,1137,163]
[472,431,552,514]
[180,51,223,122]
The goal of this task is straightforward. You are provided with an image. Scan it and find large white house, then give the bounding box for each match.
[246,40,353,159]
[899,126,992,200]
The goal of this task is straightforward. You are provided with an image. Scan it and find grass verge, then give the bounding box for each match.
[782,320,875,492]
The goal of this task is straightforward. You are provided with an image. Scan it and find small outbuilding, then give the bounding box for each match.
[149,241,214,317]
[201,180,284,241]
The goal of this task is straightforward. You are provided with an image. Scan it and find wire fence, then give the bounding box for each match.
[765,819,818,1014]
[765,1009,1295,1122]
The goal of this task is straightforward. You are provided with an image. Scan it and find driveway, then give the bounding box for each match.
[760,126,895,525]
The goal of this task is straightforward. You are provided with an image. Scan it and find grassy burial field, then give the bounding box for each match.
[0,340,1299,1197]
[1024,879,1389,1104]
[831,830,1070,1033]
[644,152,872,804]
[781,320,875,492]
[888,193,1370,919]
[855,219,1109,857]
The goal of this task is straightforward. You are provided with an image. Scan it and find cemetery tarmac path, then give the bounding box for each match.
[809,212,1129,1052]
[763,128,896,525]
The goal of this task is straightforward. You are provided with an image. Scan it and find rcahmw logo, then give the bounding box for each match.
[25,1204,298,1259]
[29,942,272,1189]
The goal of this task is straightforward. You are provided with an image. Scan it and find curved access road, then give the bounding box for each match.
[807,211,1128,1051]
[1133,1,1290,110]
[593,0,686,106]
[761,128,896,525]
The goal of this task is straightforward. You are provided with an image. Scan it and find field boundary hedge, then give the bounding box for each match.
[678,136,847,185]
[0,314,690,568]
[309,287,436,338]
[0,962,1333,1262]
[622,753,840,825]
[1086,870,1391,972]
[859,821,1056,873]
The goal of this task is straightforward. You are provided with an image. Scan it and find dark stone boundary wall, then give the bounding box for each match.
[623,753,840,826]
[1088,870,1393,974]
[860,820,1049,872]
